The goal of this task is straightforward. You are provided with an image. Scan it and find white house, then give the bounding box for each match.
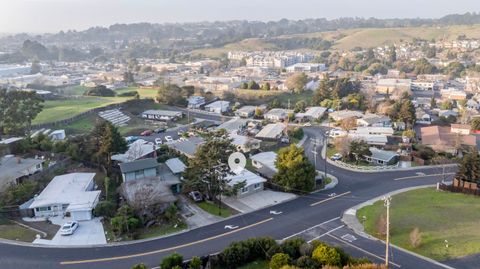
[205,101,230,114]
[188,96,206,109]
[356,114,391,127]
[295,107,327,122]
[255,123,286,140]
[28,173,101,221]
[48,130,66,141]
[226,169,266,198]
[264,108,289,122]
[230,134,261,153]
[141,110,183,121]
[250,151,278,178]
[236,106,257,118]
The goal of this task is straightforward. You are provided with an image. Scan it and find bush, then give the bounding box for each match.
[312,244,342,266]
[118,91,138,97]
[84,85,115,97]
[220,241,251,268]
[270,253,291,269]
[295,255,319,269]
[189,256,202,269]
[281,238,306,259]
[94,201,117,218]
[160,253,183,269]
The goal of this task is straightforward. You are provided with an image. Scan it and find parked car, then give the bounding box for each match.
[189,191,203,202]
[154,127,166,133]
[60,221,79,236]
[177,130,185,136]
[140,130,153,136]
[280,137,290,143]
[331,153,343,161]
[125,136,139,144]
[164,136,174,142]
[155,138,163,145]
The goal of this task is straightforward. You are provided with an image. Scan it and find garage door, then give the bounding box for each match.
[71,210,92,221]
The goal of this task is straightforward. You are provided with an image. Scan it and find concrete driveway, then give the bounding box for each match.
[33,218,106,246]
[223,190,297,213]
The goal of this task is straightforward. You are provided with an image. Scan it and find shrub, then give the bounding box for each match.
[409,227,422,248]
[131,263,148,269]
[118,91,139,97]
[244,237,277,261]
[84,85,115,97]
[189,256,202,269]
[270,253,291,269]
[299,243,314,257]
[94,201,117,218]
[281,238,306,259]
[266,244,283,259]
[160,253,183,269]
[220,241,251,268]
[312,244,342,266]
[295,255,319,269]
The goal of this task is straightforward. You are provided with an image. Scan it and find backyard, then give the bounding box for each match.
[357,187,480,261]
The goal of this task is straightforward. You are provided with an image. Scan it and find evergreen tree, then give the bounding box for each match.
[273,145,316,193]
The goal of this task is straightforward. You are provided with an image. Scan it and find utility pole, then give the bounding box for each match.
[310,138,322,189]
[383,196,392,269]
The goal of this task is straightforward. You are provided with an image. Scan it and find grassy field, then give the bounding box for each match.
[115,87,158,99]
[191,24,480,56]
[357,188,480,261]
[235,89,313,107]
[0,219,38,242]
[238,260,269,269]
[197,201,234,218]
[33,97,131,124]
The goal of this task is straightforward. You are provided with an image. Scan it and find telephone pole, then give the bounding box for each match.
[383,196,392,269]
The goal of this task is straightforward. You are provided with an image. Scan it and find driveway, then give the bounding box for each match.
[223,190,297,213]
[179,196,223,229]
[32,217,106,246]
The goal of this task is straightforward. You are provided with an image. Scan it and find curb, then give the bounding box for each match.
[341,185,456,269]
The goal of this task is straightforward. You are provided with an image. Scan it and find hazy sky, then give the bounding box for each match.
[1,0,480,33]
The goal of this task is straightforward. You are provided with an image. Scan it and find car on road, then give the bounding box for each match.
[331,153,343,161]
[140,130,153,136]
[155,138,163,145]
[154,127,166,133]
[60,221,79,236]
[189,191,203,202]
[303,122,312,127]
[164,136,174,142]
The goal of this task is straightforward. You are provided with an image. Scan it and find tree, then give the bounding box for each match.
[440,100,453,110]
[312,75,330,105]
[456,151,480,183]
[348,140,371,165]
[156,84,189,106]
[160,253,183,269]
[273,145,316,193]
[430,97,436,109]
[294,100,307,113]
[270,253,291,269]
[0,89,44,135]
[84,85,115,97]
[340,117,357,131]
[131,263,148,269]
[189,256,202,269]
[270,98,282,109]
[286,72,309,93]
[123,71,135,84]
[90,121,127,168]
[312,244,342,266]
[262,82,271,91]
[402,129,416,140]
[471,117,480,131]
[254,107,264,119]
[94,201,116,218]
[247,80,260,90]
[30,59,41,74]
[388,45,397,64]
[398,99,416,127]
[444,62,465,78]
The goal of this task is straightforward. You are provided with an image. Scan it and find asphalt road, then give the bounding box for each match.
[0,126,459,269]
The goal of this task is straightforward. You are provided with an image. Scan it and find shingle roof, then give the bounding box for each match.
[119,158,158,173]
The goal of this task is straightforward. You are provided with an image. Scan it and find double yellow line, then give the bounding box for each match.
[60,217,273,265]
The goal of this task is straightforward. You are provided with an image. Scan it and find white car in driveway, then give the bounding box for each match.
[164,136,174,142]
[155,138,163,145]
[60,221,79,236]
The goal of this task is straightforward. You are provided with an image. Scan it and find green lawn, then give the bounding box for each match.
[198,201,233,218]
[33,97,131,124]
[238,260,269,269]
[115,87,158,99]
[137,222,187,240]
[64,115,99,134]
[357,188,480,261]
[0,219,38,242]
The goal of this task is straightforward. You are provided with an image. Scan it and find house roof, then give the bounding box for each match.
[255,123,285,139]
[0,137,23,144]
[217,118,248,133]
[142,110,182,117]
[165,158,186,174]
[119,158,158,174]
[265,108,288,118]
[369,147,398,162]
[230,134,261,147]
[205,100,230,109]
[358,114,391,125]
[451,124,470,130]
[0,155,44,189]
[296,107,327,119]
[250,151,278,172]
[111,139,157,163]
[421,125,476,148]
[29,173,101,211]
[226,169,266,187]
[168,136,205,157]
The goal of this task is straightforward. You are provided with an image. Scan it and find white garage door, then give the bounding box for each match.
[71,210,92,221]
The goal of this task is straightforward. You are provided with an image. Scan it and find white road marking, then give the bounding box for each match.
[394,173,455,181]
[224,225,239,230]
[269,210,283,215]
[282,217,340,241]
[341,233,357,242]
[307,225,345,243]
[327,234,401,268]
[310,191,351,206]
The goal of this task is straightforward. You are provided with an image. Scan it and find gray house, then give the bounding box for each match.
[364,148,399,166]
[119,158,158,182]
[226,169,266,198]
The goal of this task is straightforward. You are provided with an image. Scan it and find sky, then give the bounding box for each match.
[0,0,480,34]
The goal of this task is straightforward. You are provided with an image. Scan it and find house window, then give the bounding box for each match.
[254,183,262,190]
[36,206,51,212]
[241,187,249,194]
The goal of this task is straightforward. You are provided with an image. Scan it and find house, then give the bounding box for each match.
[205,101,230,114]
[217,118,249,134]
[356,114,391,127]
[365,148,399,166]
[295,107,327,122]
[451,124,471,135]
[420,125,476,153]
[354,127,394,136]
[376,79,411,94]
[168,136,205,158]
[48,130,66,141]
[119,158,158,182]
[286,63,326,73]
[264,108,289,122]
[165,158,187,175]
[111,139,157,163]
[250,151,278,179]
[226,169,266,198]
[466,99,479,110]
[28,173,101,221]
[160,158,186,194]
[230,134,261,153]
[236,106,257,118]
[188,96,206,109]
[329,110,363,122]
[141,110,183,121]
[348,134,388,146]
[0,155,44,192]
[441,88,467,101]
[255,123,286,140]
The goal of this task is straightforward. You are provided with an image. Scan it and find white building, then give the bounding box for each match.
[205,101,230,114]
[264,108,289,122]
[226,169,266,198]
[295,107,326,122]
[141,110,183,121]
[28,173,101,221]
[286,63,326,73]
[256,123,286,140]
[188,96,206,109]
